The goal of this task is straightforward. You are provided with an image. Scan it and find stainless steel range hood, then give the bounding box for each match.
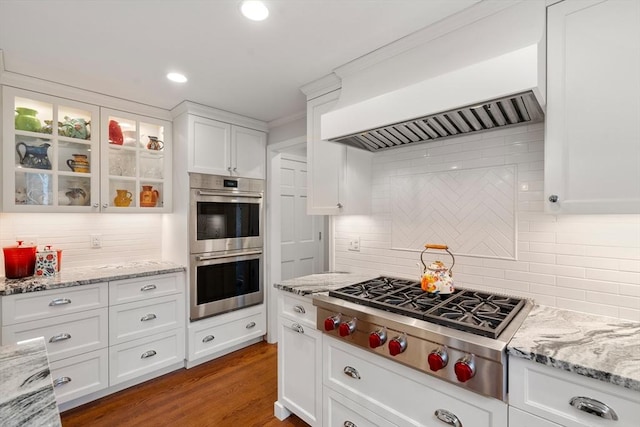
[321,27,546,152]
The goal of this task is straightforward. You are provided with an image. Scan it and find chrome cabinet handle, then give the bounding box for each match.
[291,323,304,334]
[337,202,343,208]
[343,366,361,379]
[141,350,157,359]
[53,377,72,388]
[140,284,157,292]
[92,203,99,208]
[140,313,157,322]
[49,298,71,306]
[202,335,215,343]
[434,409,462,427]
[49,333,71,343]
[102,203,109,209]
[293,305,306,314]
[233,167,237,172]
[548,194,559,203]
[344,422,357,427]
[227,166,232,172]
[569,396,618,421]
[246,321,256,329]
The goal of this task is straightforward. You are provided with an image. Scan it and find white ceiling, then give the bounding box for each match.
[0,0,480,125]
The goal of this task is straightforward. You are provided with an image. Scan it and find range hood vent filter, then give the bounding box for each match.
[332,91,544,152]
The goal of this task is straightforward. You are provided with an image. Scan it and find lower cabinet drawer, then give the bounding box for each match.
[509,357,640,427]
[189,308,265,361]
[324,336,507,427]
[49,349,109,404]
[109,328,185,385]
[109,294,184,345]
[2,308,108,362]
[508,407,561,427]
[109,273,182,305]
[325,387,395,427]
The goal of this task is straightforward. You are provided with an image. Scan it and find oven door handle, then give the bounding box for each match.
[196,190,263,198]
[196,250,263,261]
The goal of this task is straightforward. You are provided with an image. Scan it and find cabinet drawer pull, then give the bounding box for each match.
[140,284,157,292]
[246,321,256,329]
[141,350,157,359]
[344,422,357,427]
[434,409,462,427]
[548,194,559,203]
[49,298,71,306]
[53,377,72,388]
[49,333,72,343]
[343,366,361,379]
[293,305,306,314]
[337,202,343,208]
[140,313,157,322]
[202,335,215,343]
[569,396,618,421]
[291,323,304,334]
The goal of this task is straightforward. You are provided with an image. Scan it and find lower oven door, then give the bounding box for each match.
[190,250,263,321]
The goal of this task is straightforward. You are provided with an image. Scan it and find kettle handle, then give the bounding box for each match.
[420,244,455,275]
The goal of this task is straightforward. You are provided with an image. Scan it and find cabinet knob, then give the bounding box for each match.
[548,194,559,203]
[337,202,343,208]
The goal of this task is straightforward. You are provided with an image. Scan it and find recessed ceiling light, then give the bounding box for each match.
[241,1,269,21]
[167,72,187,83]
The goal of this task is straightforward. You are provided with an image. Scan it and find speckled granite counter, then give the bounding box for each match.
[0,337,61,427]
[273,272,379,295]
[0,261,185,296]
[508,304,640,392]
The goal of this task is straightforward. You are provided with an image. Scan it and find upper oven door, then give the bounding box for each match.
[190,189,263,254]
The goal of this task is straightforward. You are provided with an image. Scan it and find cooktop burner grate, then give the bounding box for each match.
[329,277,525,339]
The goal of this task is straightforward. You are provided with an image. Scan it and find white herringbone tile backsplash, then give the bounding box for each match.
[0,213,163,275]
[334,123,640,321]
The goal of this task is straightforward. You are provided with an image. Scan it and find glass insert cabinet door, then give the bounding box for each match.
[100,108,172,212]
[2,87,100,211]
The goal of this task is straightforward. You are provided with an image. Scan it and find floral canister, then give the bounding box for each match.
[35,245,58,277]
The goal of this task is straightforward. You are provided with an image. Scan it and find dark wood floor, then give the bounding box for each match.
[61,341,309,427]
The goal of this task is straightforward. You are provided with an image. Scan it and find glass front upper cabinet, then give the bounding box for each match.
[100,108,172,212]
[2,87,100,211]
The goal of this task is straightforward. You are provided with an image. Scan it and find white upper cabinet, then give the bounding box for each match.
[545,0,640,214]
[187,115,266,179]
[306,90,372,215]
[2,87,100,212]
[100,108,172,212]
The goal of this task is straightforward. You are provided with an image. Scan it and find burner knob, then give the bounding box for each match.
[339,318,357,337]
[388,335,407,356]
[324,315,341,331]
[368,329,387,348]
[454,355,476,382]
[427,347,449,372]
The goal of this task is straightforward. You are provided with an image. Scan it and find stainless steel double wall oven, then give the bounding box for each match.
[189,173,264,321]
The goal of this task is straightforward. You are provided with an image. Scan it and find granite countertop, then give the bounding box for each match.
[0,337,61,427]
[273,272,379,295]
[0,261,185,296]
[508,304,640,392]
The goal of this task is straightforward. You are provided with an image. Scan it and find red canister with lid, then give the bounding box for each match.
[2,240,37,279]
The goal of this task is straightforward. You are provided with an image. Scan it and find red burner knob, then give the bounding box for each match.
[427,347,449,372]
[339,318,357,337]
[324,315,340,331]
[368,329,387,348]
[388,335,407,356]
[454,355,476,382]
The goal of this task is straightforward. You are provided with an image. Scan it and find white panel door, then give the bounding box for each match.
[280,154,324,280]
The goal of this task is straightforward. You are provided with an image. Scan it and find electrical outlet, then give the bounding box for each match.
[90,234,102,249]
[348,237,360,252]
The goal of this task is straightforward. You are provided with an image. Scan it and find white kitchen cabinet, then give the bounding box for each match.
[306,90,372,215]
[2,86,100,212]
[325,387,396,427]
[49,349,109,404]
[324,335,508,427]
[100,108,172,212]
[275,292,322,426]
[544,0,640,214]
[509,407,561,427]
[186,303,266,367]
[187,114,266,179]
[509,357,640,427]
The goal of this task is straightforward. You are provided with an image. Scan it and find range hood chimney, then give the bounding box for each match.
[320,2,546,152]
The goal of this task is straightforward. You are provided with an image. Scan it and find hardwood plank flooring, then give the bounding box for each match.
[60,341,309,427]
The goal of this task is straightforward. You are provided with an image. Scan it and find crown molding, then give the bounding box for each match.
[171,100,268,132]
[299,73,341,100]
[268,109,306,129]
